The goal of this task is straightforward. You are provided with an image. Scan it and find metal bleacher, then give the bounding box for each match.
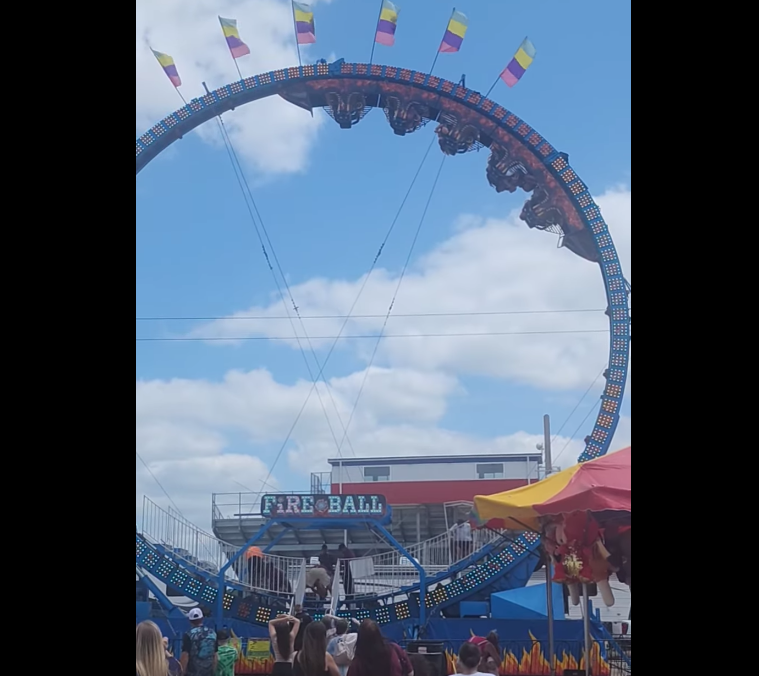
[212,484,474,557]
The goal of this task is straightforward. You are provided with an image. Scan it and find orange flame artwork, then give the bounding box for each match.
[443,633,612,676]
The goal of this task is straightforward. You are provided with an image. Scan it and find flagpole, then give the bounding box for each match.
[219,17,245,81]
[430,7,454,75]
[149,44,187,105]
[369,0,384,65]
[484,74,501,99]
[291,2,303,67]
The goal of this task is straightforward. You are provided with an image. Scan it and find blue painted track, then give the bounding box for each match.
[136,531,541,627]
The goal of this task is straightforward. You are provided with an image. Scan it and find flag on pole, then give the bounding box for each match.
[375,1,400,47]
[219,17,250,59]
[151,49,181,87]
[500,38,537,87]
[439,10,468,53]
[293,2,316,44]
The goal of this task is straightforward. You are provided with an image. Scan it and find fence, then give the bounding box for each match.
[348,527,511,596]
[140,497,304,598]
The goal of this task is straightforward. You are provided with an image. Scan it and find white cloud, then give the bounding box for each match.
[137,451,276,532]
[192,188,631,390]
[136,0,332,174]
[136,368,631,531]
[137,189,631,529]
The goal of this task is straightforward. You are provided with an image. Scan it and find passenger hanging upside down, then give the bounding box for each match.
[306,565,331,599]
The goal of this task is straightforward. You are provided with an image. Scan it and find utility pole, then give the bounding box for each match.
[543,414,556,675]
[543,414,553,476]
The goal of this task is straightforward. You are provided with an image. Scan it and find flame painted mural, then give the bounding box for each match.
[443,633,613,675]
[226,638,273,674]
[226,631,617,675]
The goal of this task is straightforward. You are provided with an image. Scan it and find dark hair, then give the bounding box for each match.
[409,653,431,676]
[297,621,328,674]
[338,544,346,550]
[486,631,500,652]
[273,620,292,661]
[353,619,392,676]
[458,642,482,669]
[321,544,328,550]
[335,619,349,636]
[294,614,312,652]
[217,629,230,642]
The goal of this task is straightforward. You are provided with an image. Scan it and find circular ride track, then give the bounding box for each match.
[136,59,630,462]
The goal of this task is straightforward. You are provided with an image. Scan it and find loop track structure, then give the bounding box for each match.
[136,59,630,463]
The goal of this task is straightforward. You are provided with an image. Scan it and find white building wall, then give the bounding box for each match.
[330,457,542,486]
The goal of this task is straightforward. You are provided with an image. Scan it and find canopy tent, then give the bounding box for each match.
[473,446,631,531]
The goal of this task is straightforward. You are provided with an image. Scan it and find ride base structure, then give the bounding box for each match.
[136,493,629,675]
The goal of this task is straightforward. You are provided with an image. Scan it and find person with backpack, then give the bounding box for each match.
[327,619,356,676]
[179,608,218,676]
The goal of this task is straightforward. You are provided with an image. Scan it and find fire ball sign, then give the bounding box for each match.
[261,494,387,518]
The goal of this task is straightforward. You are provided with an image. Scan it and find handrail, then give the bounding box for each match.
[142,495,511,603]
[141,497,303,597]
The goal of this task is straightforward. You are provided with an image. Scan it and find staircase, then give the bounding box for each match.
[137,497,541,628]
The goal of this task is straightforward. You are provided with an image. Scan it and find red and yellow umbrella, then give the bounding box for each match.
[473,447,631,531]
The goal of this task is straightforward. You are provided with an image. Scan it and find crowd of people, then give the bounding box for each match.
[136,608,504,676]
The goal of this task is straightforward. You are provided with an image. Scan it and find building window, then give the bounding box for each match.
[364,466,390,482]
[477,463,505,479]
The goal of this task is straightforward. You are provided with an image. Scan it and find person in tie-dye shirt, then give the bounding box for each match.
[215,629,238,676]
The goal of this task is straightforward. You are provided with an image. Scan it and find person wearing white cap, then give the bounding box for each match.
[180,608,218,676]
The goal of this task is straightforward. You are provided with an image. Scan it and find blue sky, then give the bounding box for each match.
[136,0,631,527]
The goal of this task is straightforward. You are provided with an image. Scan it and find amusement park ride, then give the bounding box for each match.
[136,59,631,674]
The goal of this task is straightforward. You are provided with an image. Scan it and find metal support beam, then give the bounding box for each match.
[216,519,276,622]
[263,526,291,553]
[373,522,428,625]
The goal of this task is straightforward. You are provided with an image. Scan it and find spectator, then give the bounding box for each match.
[467,633,499,674]
[347,619,408,676]
[293,621,340,676]
[322,616,337,641]
[136,621,181,676]
[180,608,218,676]
[456,642,493,676]
[269,614,301,675]
[409,653,433,676]
[327,619,356,676]
[294,606,313,652]
[216,629,238,676]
